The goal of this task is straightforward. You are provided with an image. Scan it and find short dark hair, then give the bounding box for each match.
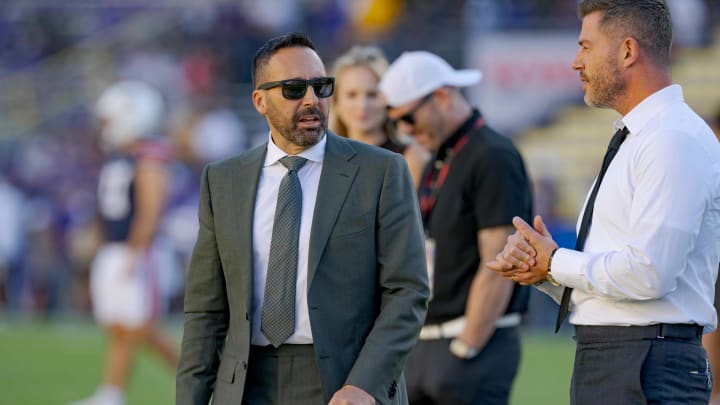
[252,32,317,87]
[578,0,672,66]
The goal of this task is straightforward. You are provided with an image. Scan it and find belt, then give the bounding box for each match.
[574,323,703,344]
[419,313,521,340]
[250,344,315,357]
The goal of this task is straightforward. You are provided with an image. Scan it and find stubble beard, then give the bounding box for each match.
[584,56,626,110]
[427,104,448,154]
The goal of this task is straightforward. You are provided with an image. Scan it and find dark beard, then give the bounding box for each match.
[274,106,327,148]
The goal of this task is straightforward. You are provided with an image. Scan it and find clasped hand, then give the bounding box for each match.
[486,216,559,286]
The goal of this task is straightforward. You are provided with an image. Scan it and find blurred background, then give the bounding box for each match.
[0,0,718,404]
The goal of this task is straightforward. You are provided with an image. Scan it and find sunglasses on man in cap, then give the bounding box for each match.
[388,93,434,126]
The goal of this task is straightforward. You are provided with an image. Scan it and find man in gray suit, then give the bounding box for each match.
[176,32,429,405]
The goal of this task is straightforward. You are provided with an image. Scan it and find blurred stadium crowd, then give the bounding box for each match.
[0,0,717,321]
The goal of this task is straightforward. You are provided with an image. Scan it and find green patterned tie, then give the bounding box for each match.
[261,156,307,347]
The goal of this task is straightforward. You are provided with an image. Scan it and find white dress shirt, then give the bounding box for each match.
[541,85,720,331]
[251,132,326,345]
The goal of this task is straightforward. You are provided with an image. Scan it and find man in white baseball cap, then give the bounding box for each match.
[380,51,533,405]
[379,50,481,152]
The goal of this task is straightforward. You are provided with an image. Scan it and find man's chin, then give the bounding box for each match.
[584,94,601,108]
[584,95,613,110]
[294,128,325,146]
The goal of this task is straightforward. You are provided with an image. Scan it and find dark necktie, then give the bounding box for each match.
[261,156,307,347]
[555,126,629,333]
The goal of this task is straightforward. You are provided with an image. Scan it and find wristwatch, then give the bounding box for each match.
[545,248,561,287]
[449,338,479,359]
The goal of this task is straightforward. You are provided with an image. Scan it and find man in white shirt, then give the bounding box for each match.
[488,1,720,404]
[704,111,720,405]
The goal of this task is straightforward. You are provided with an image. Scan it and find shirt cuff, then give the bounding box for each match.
[550,248,587,289]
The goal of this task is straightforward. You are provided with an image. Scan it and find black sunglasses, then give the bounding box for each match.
[389,93,434,126]
[257,77,335,100]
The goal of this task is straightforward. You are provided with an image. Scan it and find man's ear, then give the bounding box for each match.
[433,87,456,111]
[252,89,267,115]
[621,37,640,68]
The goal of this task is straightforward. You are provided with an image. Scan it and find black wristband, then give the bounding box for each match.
[547,248,559,272]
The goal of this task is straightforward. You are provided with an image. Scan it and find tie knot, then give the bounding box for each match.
[279,156,308,173]
[609,126,629,150]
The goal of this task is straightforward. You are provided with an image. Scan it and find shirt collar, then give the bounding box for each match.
[436,109,481,162]
[615,84,683,136]
[264,130,327,167]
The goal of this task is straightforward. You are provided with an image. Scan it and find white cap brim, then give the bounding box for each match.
[380,51,482,107]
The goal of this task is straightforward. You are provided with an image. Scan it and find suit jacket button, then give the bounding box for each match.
[388,381,397,398]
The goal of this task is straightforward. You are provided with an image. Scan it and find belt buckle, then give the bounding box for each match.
[656,323,666,339]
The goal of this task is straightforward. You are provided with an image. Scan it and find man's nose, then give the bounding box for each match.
[301,84,319,105]
[571,52,583,71]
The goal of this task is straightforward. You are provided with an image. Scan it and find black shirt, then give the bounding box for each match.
[420,110,533,324]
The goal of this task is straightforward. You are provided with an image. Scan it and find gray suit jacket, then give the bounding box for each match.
[176,132,429,405]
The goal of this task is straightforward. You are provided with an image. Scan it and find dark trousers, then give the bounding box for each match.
[571,324,711,405]
[405,326,520,405]
[242,344,324,405]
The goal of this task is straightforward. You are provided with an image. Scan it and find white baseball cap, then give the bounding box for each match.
[95,80,164,148]
[379,51,482,107]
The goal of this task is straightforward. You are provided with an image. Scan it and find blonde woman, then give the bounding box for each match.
[330,45,429,189]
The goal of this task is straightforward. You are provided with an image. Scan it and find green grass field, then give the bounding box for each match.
[0,319,574,404]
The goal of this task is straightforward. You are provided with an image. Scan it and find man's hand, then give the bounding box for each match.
[487,216,559,285]
[329,385,375,405]
[487,231,537,272]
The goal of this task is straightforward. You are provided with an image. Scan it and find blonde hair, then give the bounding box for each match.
[329,45,392,137]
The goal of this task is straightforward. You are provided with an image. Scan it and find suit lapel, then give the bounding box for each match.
[230,143,267,311]
[307,133,358,287]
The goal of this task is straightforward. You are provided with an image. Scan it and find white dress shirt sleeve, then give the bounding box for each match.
[551,128,710,301]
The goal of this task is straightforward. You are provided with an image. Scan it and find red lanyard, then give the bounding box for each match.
[419,117,484,222]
